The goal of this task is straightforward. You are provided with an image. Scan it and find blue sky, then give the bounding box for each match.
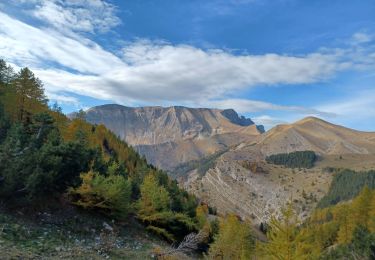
[0,0,374,130]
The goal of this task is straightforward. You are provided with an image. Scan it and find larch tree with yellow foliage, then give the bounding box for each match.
[138,174,170,217]
[351,186,373,230]
[208,214,254,260]
[259,203,303,260]
[335,204,355,244]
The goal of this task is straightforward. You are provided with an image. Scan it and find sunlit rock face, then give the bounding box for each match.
[77,104,263,169]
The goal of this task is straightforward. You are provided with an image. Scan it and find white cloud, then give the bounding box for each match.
[0,12,123,74]
[0,8,374,127]
[252,115,287,129]
[312,89,375,131]
[317,89,375,119]
[15,0,120,33]
[352,32,373,44]
[0,10,350,105]
[46,92,80,106]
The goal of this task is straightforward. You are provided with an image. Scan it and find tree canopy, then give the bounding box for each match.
[266,151,317,168]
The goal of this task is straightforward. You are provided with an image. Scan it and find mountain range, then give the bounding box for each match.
[75,104,375,223]
[77,104,264,169]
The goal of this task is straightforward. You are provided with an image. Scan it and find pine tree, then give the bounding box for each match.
[0,59,15,85]
[69,171,132,219]
[13,68,47,123]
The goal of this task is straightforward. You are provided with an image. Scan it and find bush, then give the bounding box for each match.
[69,171,132,219]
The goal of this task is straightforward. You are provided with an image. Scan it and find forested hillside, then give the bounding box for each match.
[318,168,375,208]
[0,60,214,258]
[266,150,317,168]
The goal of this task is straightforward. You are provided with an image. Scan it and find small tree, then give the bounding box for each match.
[69,171,132,219]
[138,174,170,217]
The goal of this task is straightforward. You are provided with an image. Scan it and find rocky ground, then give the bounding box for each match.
[185,154,332,225]
[0,206,169,259]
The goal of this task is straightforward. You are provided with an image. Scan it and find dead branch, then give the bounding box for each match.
[158,229,208,257]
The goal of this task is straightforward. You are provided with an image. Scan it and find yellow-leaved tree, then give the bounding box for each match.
[370,189,375,233]
[334,204,355,244]
[138,174,170,217]
[208,214,254,259]
[258,203,303,260]
[351,186,373,230]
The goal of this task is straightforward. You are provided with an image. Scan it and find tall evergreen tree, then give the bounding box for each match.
[13,68,47,123]
[0,59,15,85]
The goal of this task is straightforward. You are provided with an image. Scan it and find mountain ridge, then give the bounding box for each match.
[257,116,375,156]
[76,104,264,169]
[183,116,375,224]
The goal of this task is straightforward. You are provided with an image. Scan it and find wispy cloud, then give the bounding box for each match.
[46,91,80,106]
[317,89,375,120]
[0,3,375,129]
[0,10,363,103]
[13,0,120,33]
[252,115,288,129]
[206,99,336,117]
[352,32,373,44]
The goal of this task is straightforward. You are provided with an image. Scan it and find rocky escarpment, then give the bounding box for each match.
[77,104,264,169]
[185,155,331,224]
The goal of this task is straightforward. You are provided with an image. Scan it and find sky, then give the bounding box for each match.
[0,0,374,130]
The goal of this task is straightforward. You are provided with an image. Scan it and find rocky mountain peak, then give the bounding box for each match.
[220,109,254,126]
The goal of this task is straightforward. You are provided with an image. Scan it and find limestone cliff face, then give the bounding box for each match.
[81,104,264,169]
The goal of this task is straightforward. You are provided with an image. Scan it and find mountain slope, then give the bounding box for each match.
[257,117,375,156]
[80,104,264,169]
[184,117,375,224]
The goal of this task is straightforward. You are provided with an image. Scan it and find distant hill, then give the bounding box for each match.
[257,117,375,156]
[74,104,264,169]
[184,116,375,224]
